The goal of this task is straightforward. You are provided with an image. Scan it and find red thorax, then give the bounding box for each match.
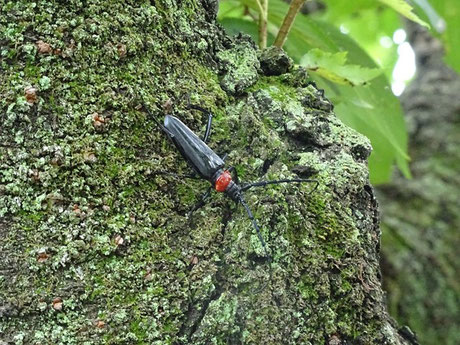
[214,170,232,192]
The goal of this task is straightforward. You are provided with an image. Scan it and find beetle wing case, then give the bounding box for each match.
[164,115,225,180]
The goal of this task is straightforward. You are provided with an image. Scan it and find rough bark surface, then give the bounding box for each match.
[1,1,412,344]
[378,25,460,345]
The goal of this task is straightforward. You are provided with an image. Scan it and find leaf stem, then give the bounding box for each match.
[274,0,306,48]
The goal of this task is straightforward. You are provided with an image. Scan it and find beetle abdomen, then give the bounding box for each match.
[164,115,225,180]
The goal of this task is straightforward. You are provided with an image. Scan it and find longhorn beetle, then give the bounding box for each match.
[144,104,318,260]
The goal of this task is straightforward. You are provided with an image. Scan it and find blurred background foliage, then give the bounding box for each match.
[218,0,457,184]
[218,1,460,345]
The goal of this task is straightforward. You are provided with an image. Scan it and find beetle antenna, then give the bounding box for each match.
[238,195,270,261]
[241,178,319,194]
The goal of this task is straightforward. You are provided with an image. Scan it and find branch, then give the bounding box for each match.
[273,0,306,48]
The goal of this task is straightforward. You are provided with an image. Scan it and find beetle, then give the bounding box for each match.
[144,104,318,259]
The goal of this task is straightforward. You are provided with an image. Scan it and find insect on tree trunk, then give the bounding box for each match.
[0,1,418,344]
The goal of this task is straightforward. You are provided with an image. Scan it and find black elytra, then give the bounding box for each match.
[144,104,318,260]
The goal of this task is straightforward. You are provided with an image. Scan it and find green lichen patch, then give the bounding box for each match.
[216,36,260,95]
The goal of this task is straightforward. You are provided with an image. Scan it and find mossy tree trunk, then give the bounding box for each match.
[378,24,460,345]
[1,1,414,344]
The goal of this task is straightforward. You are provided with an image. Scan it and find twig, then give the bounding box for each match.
[254,0,264,16]
[255,0,268,49]
[274,0,306,48]
[262,0,268,49]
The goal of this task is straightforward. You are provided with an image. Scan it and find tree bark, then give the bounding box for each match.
[1,1,413,344]
[378,24,460,345]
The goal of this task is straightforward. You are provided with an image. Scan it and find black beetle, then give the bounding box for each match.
[144,104,318,259]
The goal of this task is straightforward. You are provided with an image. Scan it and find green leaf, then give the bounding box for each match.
[378,0,430,28]
[411,0,445,32]
[217,0,245,20]
[219,17,259,40]
[315,3,401,80]
[316,0,377,21]
[413,0,460,74]
[300,48,382,86]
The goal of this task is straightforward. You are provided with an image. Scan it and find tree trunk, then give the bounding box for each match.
[1,1,413,344]
[378,24,460,345]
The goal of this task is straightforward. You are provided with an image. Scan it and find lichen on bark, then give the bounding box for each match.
[1,1,414,344]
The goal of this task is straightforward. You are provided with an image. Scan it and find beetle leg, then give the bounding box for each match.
[153,170,200,180]
[188,104,213,143]
[187,186,212,218]
[227,166,239,184]
[143,104,175,138]
[202,111,212,143]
